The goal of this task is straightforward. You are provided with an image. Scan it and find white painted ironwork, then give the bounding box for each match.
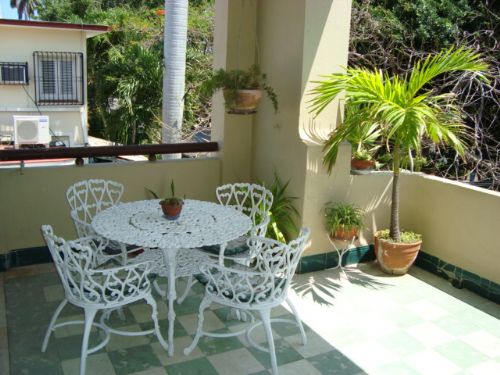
[66,179,136,265]
[184,228,310,375]
[91,199,252,356]
[327,234,357,272]
[41,225,167,375]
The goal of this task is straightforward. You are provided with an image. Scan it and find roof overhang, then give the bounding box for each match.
[0,19,110,38]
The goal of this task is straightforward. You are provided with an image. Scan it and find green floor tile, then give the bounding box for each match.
[379,331,425,356]
[197,329,245,355]
[433,315,480,337]
[374,361,422,375]
[248,338,303,369]
[308,350,366,375]
[138,318,188,338]
[55,330,105,360]
[436,340,489,368]
[165,357,218,375]
[174,295,204,316]
[108,344,162,375]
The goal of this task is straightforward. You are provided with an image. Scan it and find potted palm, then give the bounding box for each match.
[324,202,364,241]
[201,65,278,114]
[310,47,488,275]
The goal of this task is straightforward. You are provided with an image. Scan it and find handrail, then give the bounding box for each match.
[0,142,218,163]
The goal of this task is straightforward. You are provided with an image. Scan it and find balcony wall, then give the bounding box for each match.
[0,158,220,254]
[401,173,500,284]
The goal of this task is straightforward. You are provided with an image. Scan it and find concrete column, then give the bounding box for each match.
[212,0,258,184]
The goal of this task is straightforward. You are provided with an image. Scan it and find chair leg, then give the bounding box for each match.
[80,308,98,375]
[176,275,196,304]
[145,294,169,351]
[184,296,211,356]
[260,308,279,375]
[41,299,68,352]
[286,297,307,345]
[153,279,166,298]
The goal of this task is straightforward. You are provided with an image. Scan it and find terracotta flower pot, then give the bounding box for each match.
[223,89,262,114]
[331,227,358,241]
[375,235,422,275]
[160,201,183,220]
[351,158,375,170]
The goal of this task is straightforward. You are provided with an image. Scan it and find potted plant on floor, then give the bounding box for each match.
[324,202,364,241]
[201,65,278,114]
[310,47,489,274]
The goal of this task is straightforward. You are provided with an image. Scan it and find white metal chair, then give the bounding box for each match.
[137,183,274,302]
[66,179,136,265]
[41,225,168,375]
[184,228,310,375]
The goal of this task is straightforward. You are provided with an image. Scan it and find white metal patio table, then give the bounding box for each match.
[92,199,252,356]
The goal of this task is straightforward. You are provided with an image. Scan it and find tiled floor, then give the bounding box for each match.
[1,262,499,375]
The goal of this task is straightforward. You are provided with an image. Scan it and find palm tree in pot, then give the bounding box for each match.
[309,47,489,274]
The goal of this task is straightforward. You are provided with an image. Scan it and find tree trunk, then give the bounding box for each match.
[390,143,401,241]
[161,0,188,159]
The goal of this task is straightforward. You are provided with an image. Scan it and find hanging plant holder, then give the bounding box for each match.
[224,89,262,114]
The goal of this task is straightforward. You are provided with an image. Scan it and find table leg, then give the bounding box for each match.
[162,247,177,356]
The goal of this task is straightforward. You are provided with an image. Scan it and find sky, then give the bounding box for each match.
[0,0,19,19]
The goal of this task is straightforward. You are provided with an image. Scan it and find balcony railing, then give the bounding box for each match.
[0,142,219,165]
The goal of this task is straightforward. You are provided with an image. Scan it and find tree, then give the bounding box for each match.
[162,0,188,157]
[310,47,489,241]
[10,0,40,19]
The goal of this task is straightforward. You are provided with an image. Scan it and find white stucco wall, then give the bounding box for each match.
[0,25,90,146]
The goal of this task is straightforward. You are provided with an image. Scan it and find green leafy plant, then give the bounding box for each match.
[324,202,364,235]
[146,180,183,205]
[201,64,278,112]
[376,229,422,244]
[263,174,300,243]
[310,47,488,242]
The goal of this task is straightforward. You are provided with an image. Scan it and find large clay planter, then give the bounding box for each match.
[160,201,183,220]
[223,89,262,114]
[331,227,358,241]
[351,158,375,170]
[375,235,422,275]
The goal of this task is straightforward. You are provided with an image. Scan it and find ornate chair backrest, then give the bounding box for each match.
[41,225,95,303]
[216,183,273,236]
[42,225,152,306]
[250,227,310,303]
[66,179,124,237]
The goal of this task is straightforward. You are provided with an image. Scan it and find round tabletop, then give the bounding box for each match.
[92,199,253,249]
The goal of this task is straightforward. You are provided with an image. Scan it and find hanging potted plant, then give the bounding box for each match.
[310,47,488,275]
[324,202,364,240]
[201,65,278,114]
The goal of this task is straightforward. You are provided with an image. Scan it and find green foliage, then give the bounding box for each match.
[264,174,300,243]
[201,65,278,113]
[310,47,488,242]
[377,229,422,244]
[36,0,214,144]
[324,203,364,235]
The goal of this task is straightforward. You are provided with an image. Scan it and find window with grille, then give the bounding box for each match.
[33,52,84,105]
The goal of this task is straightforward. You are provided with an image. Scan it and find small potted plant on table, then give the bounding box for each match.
[159,181,184,220]
[324,202,364,240]
[201,64,278,114]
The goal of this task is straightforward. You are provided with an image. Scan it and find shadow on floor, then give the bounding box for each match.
[3,265,369,375]
[291,264,390,307]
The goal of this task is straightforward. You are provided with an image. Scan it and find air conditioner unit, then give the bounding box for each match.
[0,63,28,85]
[13,116,51,147]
